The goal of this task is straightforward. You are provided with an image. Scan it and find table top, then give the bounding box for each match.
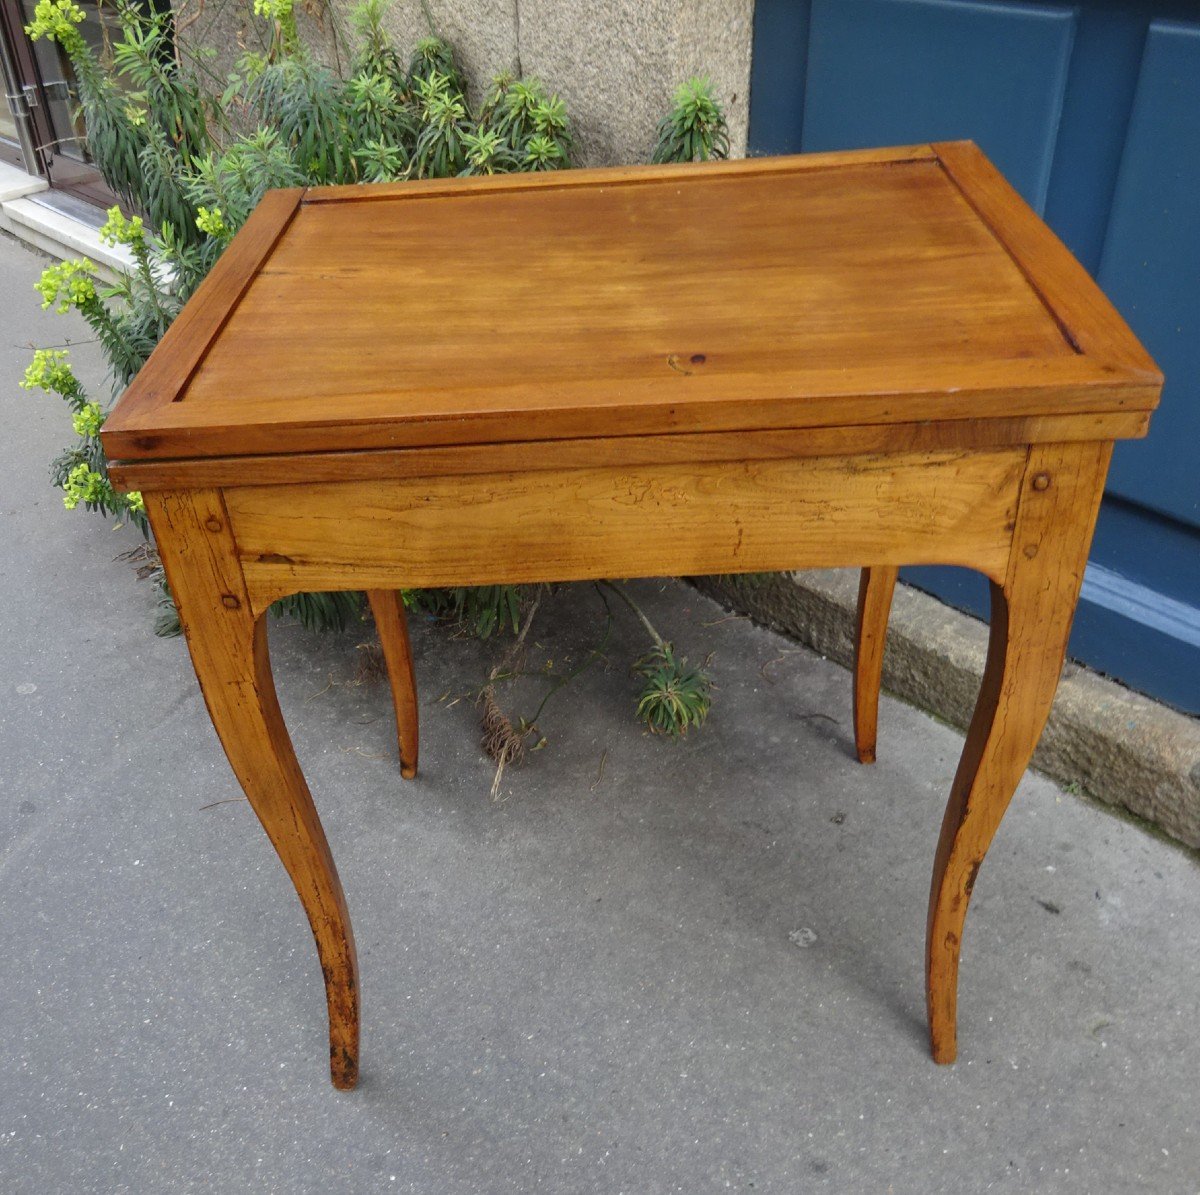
[102,141,1159,467]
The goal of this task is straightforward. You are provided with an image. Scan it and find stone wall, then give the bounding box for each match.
[378,0,754,164]
[178,0,755,166]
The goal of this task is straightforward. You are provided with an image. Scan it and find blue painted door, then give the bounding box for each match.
[750,0,1200,713]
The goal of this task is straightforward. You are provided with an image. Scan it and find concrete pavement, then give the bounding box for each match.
[2,230,1198,1193]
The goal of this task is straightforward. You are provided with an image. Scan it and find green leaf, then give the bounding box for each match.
[633,644,713,737]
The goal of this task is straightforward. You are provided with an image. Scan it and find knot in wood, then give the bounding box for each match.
[205,517,223,532]
[1031,472,1052,492]
[220,594,241,610]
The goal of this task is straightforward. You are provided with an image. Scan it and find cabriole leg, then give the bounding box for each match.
[853,566,898,764]
[926,443,1111,1064]
[147,489,360,1090]
[366,590,419,780]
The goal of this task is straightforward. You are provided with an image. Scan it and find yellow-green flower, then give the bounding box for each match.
[35,258,97,313]
[62,462,107,510]
[195,205,230,241]
[253,0,294,21]
[71,402,104,438]
[21,348,75,393]
[126,491,145,514]
[24,0,84,44]
[99,206,145,249]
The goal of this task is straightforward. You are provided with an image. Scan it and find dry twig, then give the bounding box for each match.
[351,640,387,686]
[477,587,545,797]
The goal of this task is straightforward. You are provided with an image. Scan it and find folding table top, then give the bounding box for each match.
[101,141,1159,466]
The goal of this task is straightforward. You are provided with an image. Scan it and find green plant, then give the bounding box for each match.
[600,581,713,738]
[652,77,729,164]
[407,33,464,94]
[22,0,727,750]
[20,345,145,531]
[405,585,525,640]
[412,70,471,176]
[635,644,713,737]
[460,126,517,176]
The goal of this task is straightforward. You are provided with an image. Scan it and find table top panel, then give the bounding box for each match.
[102,143,1160,464]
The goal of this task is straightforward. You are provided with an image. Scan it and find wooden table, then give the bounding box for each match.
[103,142,1161,1090]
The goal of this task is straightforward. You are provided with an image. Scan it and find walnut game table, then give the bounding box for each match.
[103,142,1161,1089]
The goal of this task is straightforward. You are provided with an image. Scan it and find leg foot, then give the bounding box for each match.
[853,566,898,764]
[367,590,419,779]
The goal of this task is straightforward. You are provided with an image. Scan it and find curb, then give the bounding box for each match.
[692,570,1200,852]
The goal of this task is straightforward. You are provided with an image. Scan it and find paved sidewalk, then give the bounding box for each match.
[2,231,1198,1194]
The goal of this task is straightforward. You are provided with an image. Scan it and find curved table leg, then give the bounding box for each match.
[926,443,1110,1064]
[366,590,419,780]
[147,490,360,1089]
[853,566,898,764]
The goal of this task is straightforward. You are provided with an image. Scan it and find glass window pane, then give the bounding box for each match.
[18,0,132,164]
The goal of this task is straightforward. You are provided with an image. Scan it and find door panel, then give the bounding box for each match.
[749,0,1200,713]
[802,0,1076,211]
[1097,20,1200,527]
[14,0,112,195]
[0,0,128,201]
[0,0,45,173]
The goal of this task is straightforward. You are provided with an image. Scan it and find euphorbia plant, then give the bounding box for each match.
[21,0,729,755]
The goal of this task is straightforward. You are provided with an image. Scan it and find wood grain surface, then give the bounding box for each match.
[101,144,1159,466]
[934,142,1159,373]
[103,189,304,436]
[222,449,1025,616]
[108,411,1149,492]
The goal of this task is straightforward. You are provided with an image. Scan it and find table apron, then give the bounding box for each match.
[211,446,1031,617]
